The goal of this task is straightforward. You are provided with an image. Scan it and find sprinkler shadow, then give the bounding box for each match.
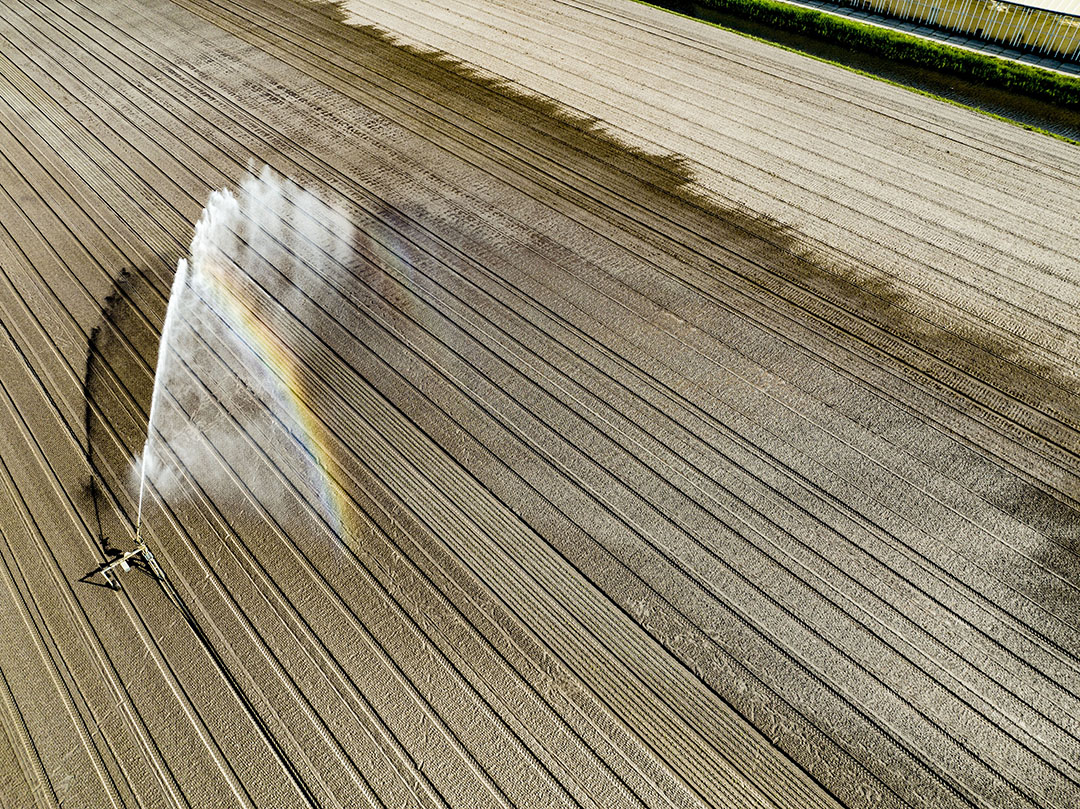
[84,325,117,562]
[82,265,160,569]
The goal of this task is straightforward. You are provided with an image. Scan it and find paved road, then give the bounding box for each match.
[0,1,1078,807]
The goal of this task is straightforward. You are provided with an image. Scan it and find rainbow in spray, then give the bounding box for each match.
[139,168,355,548]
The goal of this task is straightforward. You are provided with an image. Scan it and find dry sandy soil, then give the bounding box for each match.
[1,0,1079,807]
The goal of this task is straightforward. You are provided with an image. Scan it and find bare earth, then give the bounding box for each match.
[0,0,1078,807]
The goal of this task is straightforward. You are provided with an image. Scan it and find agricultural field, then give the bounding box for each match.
[0,0,1078,807]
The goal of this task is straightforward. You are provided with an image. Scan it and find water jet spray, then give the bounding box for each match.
[135,258,190,543]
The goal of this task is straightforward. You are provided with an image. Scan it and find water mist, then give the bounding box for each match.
[131,167,354,546]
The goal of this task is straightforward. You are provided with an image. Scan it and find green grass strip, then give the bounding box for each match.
[645,0,1080,109]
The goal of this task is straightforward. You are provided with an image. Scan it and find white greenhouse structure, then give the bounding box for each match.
[848,0,1080,59]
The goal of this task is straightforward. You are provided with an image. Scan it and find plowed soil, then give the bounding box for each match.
[1,1,1078,807]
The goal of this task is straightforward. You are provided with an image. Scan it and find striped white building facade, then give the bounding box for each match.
[849,0,1080,59]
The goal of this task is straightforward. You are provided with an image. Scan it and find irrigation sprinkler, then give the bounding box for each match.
[97,543,166,590]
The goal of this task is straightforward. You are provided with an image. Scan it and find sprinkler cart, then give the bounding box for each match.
[97,543,166,590]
